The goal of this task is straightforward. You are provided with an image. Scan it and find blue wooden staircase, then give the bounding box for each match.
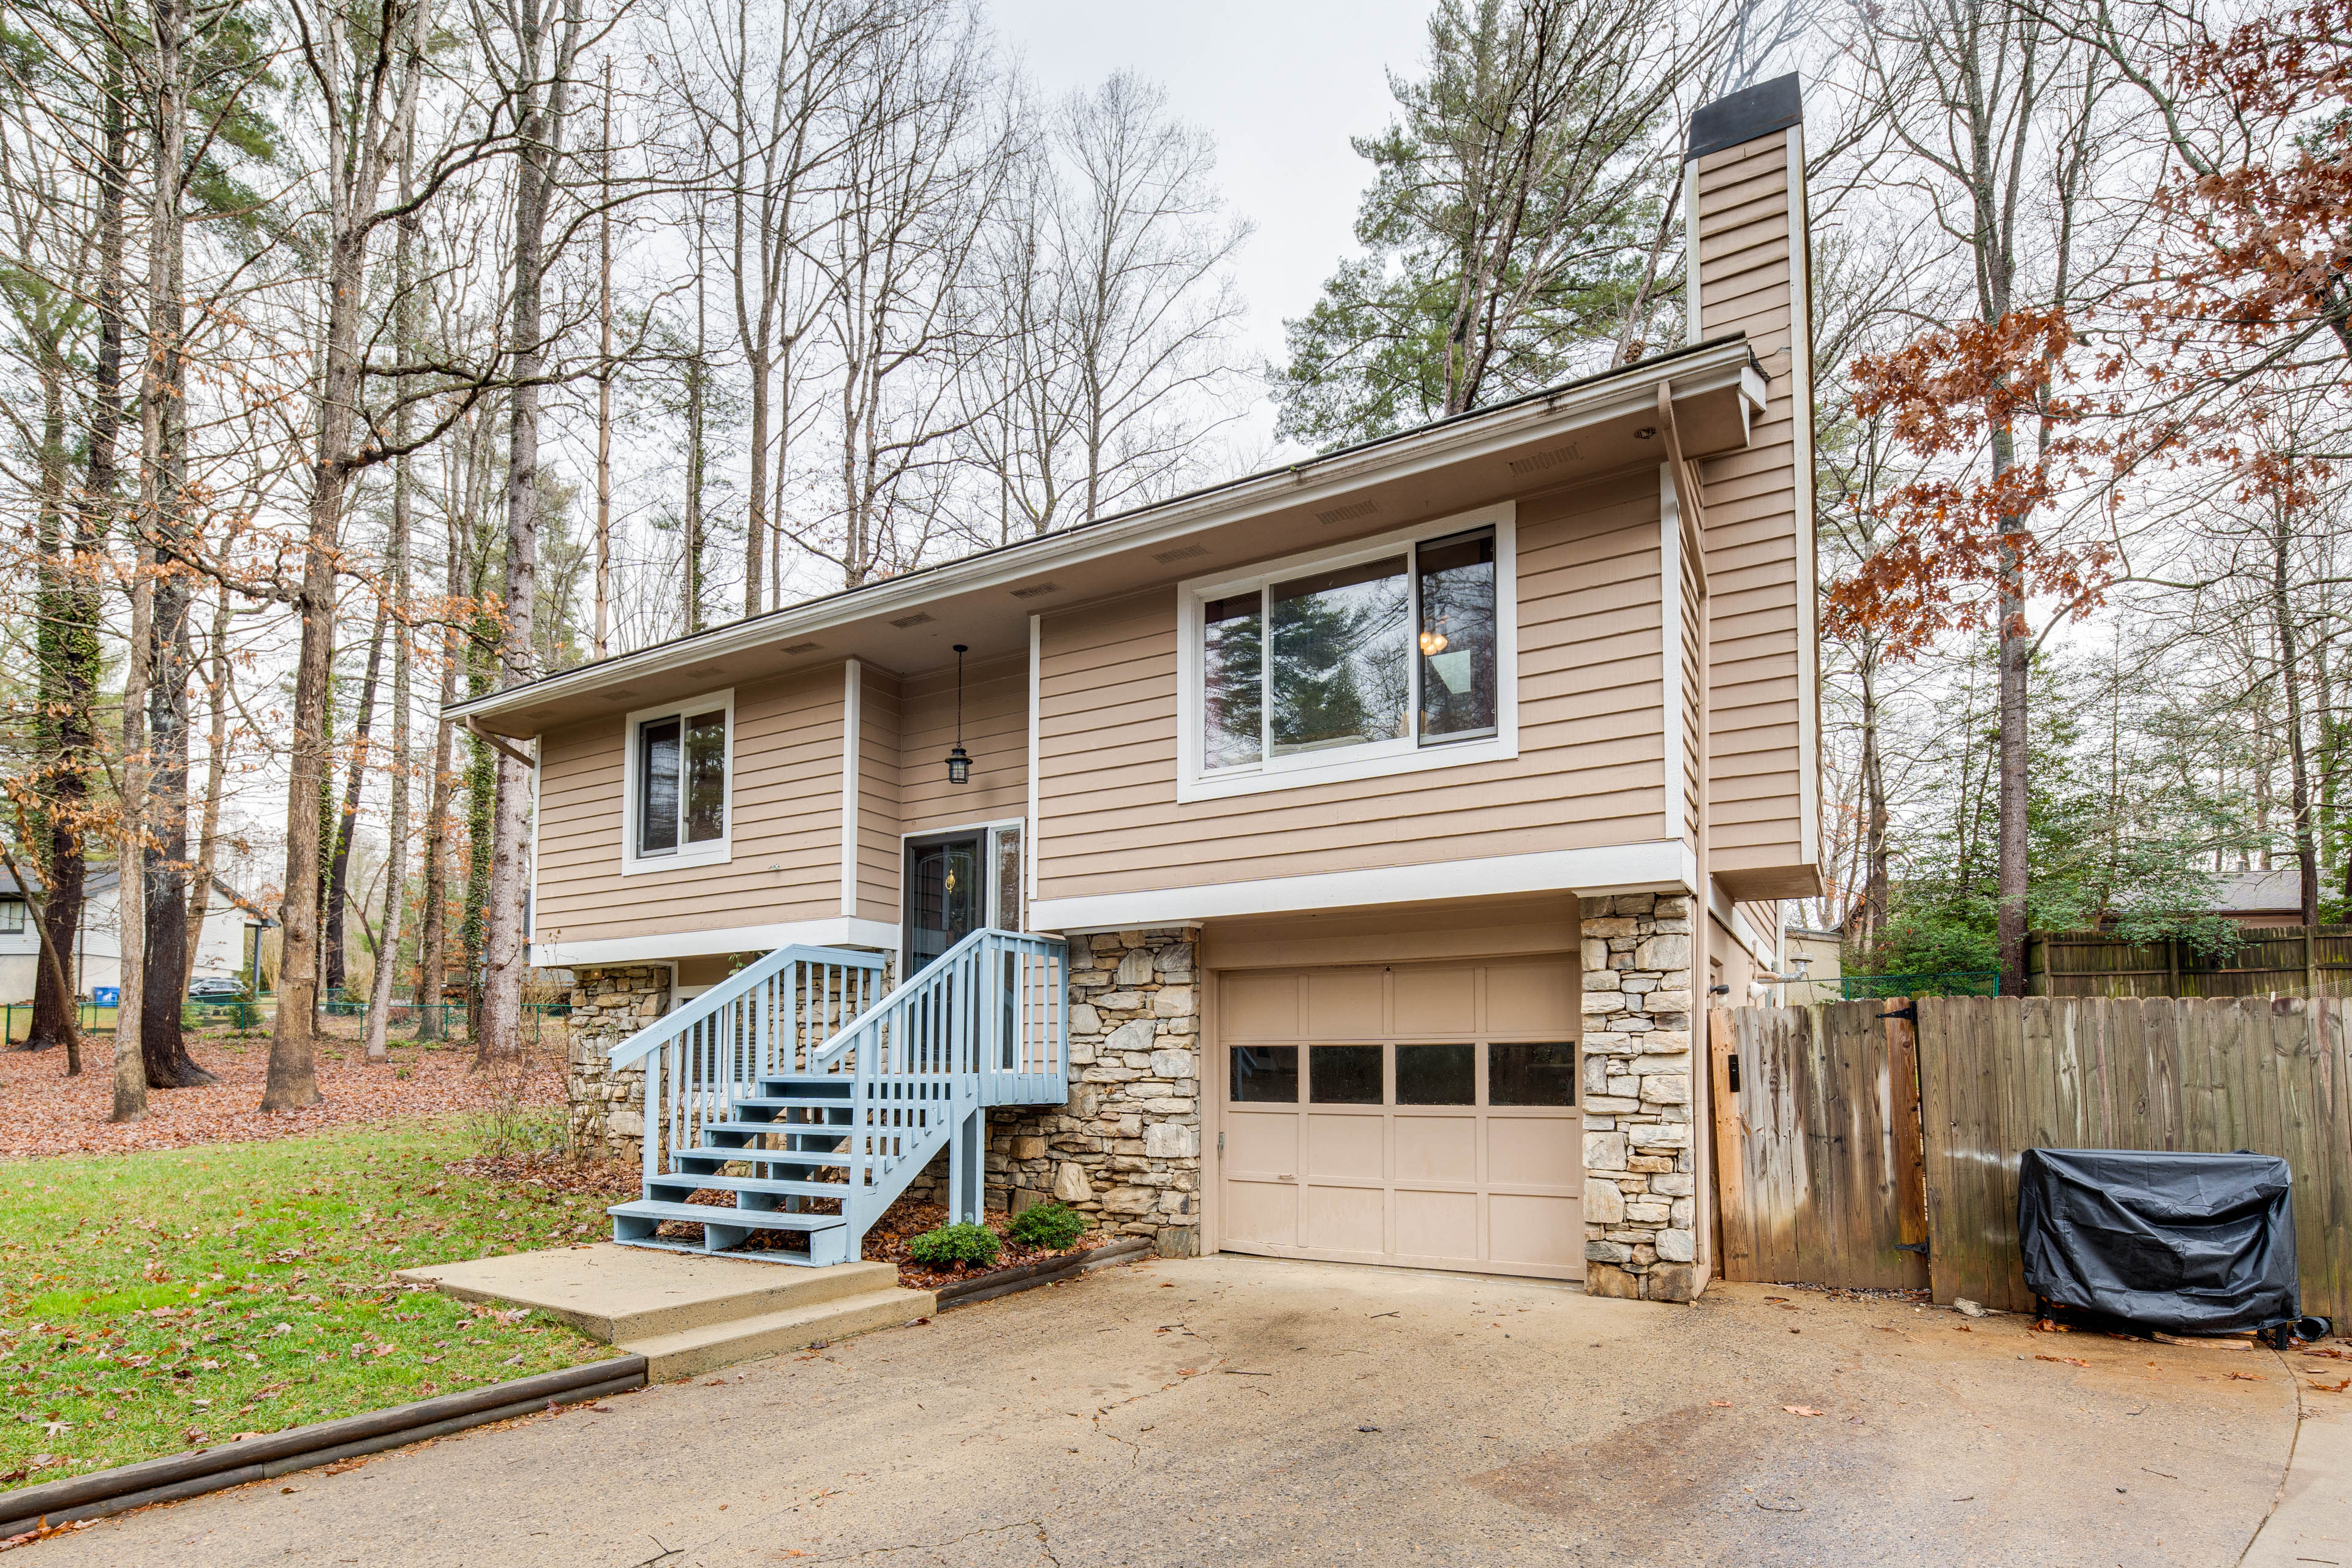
[605,929,1068,1265]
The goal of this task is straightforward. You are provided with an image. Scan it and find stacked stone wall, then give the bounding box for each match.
[990,927,1203,1255]
[565,963,671,1157]
[1578,893,1698,1302]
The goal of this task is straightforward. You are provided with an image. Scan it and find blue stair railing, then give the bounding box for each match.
[605,929,1068,1264]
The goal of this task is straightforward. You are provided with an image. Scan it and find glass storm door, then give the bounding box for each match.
[903,833,984,978]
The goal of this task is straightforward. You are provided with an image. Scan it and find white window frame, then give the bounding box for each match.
[1175,502,1518,804]
[620,687,736,876]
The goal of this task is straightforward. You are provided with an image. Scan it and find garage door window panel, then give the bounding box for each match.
[1231,1044,1299,1102]
[1309,1044,1383,1104]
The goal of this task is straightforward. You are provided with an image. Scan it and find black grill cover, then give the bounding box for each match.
[2016,1148,2299,1333]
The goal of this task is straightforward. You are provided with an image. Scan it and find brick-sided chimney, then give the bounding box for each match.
[1681,73,1823,907]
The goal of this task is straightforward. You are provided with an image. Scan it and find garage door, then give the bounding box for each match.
[1214,957,1583,1280]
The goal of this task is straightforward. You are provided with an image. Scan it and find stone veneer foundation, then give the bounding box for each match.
[1578,893,1699,1302]
[989,927,1203,1256]
[565,963,672,1158]
[564,934,1206,1257]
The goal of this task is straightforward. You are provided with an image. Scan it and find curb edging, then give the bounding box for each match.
[0,1356,646,1539]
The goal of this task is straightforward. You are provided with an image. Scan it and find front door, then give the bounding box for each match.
[903,832,984,978]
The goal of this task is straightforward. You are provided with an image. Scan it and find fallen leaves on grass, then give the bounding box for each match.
[0,1026,564,1159]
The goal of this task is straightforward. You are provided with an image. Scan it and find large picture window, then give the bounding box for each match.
[1182,507,1514,801]
[622,690,733,872]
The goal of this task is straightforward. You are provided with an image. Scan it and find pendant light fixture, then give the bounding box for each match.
[944,644,972,785]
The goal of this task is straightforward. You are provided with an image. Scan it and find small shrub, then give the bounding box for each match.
[906,1221,1000,1270]
[1008,1200,1088,1252]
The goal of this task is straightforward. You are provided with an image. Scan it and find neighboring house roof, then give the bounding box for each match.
[0,869,35,897]
[2207,867,2302,915]
[450,334,1769,741]
[79,868,274,925]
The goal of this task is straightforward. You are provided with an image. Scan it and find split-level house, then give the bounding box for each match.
[450,76,1823,1305]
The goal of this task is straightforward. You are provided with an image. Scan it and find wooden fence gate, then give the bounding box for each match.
[1710,996,2352,1326]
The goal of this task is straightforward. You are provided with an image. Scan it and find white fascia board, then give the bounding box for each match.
[1030,840,1698,935]
[532,916,898,968]
[448,341,1761,734]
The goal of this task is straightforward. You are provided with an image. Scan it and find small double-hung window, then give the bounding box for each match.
[1183,505,1515,801]
[624,691,732,872]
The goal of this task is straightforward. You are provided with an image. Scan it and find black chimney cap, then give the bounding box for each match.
[1686,73,1802,162]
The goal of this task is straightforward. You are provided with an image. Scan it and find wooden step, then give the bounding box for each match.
[606,1199,843,1231]
[647,1172,848,1199]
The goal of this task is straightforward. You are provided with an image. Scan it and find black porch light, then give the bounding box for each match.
[944,644,972,785]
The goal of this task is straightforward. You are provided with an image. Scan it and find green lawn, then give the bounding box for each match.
[1,1122,619,1490]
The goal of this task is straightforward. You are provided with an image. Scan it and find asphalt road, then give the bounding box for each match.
[32,1255,2299,1566]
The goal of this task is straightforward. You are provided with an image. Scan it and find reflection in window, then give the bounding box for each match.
[1231,1044,1298,1102]
[1310,1044,1383,1104]
[684,711,727,842]
[1204,594,1264,769]
[1397,1043,1474,1105]
[1271,559,1410,757]
[1489,1042,1577,1106]
[1417,529,1497,741]
[638,707,728,857]
[638,718,680,854]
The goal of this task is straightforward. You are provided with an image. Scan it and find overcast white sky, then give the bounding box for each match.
[987,0,1438,456]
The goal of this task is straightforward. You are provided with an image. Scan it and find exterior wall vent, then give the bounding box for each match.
[889,612,935,629]
[1315,500,1378,526]
[781,641,821,655]
[1508,443,1581,476]
[1152,543,1210,564]
[1008,581,1059,599]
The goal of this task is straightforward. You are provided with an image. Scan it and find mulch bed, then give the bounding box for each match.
[649,1191,1104,1291]
[0,1023,565,1160]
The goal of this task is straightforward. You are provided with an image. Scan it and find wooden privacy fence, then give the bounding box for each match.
[1711,996,2352,1326]
[2029,926,2352,998]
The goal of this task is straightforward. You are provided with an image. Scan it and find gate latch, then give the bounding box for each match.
[1879,1002,1920,1023]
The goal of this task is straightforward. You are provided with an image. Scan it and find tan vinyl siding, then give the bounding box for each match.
[1693,137,1806,880]
[896,651,1028,838]
[1036,472,1667,902]
[854,664,902,924]
[534,670,845,948]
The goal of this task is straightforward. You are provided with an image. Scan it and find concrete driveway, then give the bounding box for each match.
[34,1255,2300,1566]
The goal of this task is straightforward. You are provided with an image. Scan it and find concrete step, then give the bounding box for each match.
[619,1286,933,1379]
[398,1244,905,1343]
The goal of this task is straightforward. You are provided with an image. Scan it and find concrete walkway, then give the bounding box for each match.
[32,1257,2303,1566]
[2242,1359,2352,1568]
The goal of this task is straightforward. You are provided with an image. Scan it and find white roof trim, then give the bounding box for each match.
[451,339,1762,733]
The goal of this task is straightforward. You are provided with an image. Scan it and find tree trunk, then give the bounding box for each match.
[182,582,233,989]
[366,155,420,1066]
[324,605,388,995]
[416,503,461,1042]
[2273,496,2322,928]
[31,25,128,1070]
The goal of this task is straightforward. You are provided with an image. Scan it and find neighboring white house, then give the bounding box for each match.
[0,868,270,1004]
[0,872,37,1007]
